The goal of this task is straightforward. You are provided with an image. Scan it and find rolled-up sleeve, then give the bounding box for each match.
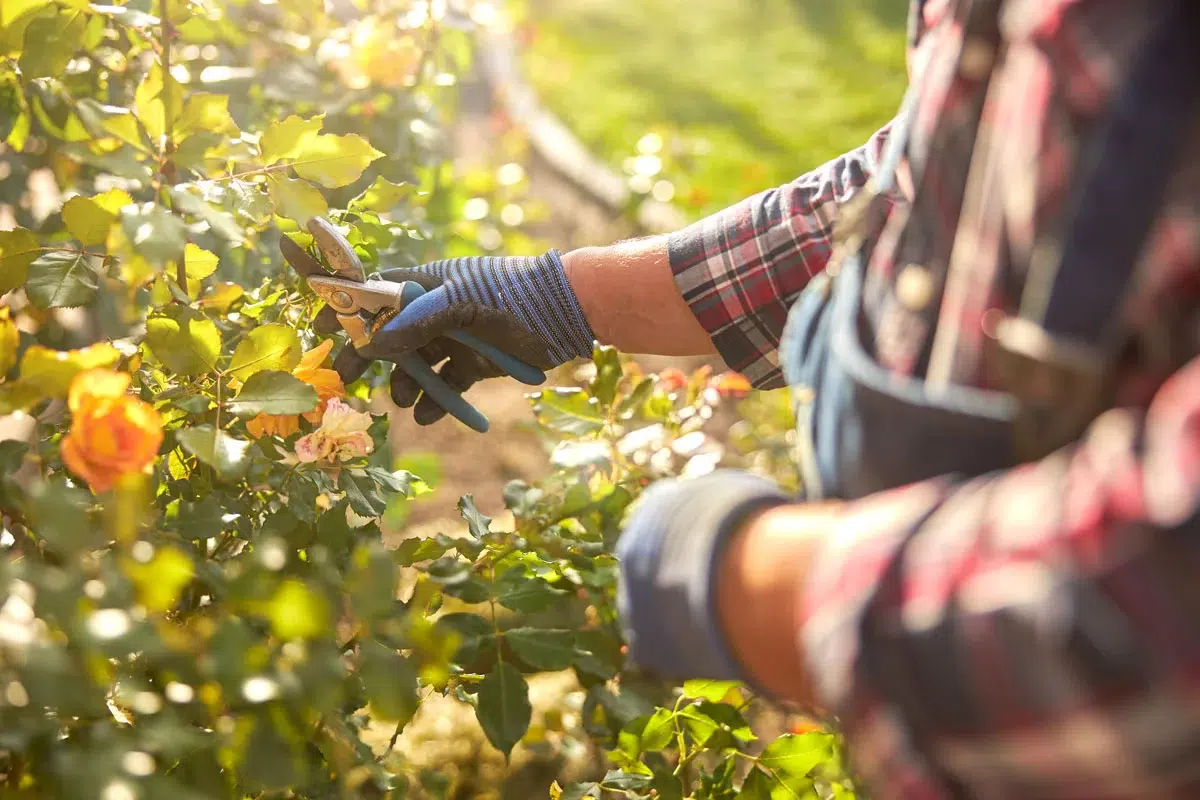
[668,127,892,389]
[799,355,1200,798]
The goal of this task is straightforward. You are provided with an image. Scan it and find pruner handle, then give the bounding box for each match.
[394,352,490,433]
[383,283,546,432]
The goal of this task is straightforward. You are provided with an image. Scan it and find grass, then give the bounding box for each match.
[518,0,909,219]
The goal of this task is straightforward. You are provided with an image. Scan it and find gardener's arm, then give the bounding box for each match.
[619,354,1200,788]
[569,126,897,386]
[562,236,717,357]
[328,129,895,423]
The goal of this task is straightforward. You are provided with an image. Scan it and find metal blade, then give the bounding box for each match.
[279,234,328,280]
[307,217,365,282]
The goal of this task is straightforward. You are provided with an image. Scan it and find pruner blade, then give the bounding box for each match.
[306,217,365,282]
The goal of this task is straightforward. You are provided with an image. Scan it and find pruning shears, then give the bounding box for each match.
[280,217,546,433]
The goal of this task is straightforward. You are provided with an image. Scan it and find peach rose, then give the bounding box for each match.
[293,398,373,464]
[247,340,346,439]
[61,369,163,493]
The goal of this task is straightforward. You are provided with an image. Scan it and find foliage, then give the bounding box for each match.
[518,0,907,219]
[0,0,849,797]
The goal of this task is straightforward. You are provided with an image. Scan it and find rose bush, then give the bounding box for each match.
[0,0,849,797]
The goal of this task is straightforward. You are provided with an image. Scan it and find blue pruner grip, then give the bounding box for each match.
[386,282,546,432]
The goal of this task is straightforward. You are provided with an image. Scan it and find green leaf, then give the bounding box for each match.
[530,388,604,435]
[173,496,226,540]
[24,250,98,309]
[261,114,324,164]
[265,578,329,640]
[618,708,675,756]
[0,228,40,295]
[292,133,384,189]
[184,242,218,279]
[393,535,452,566]
[168,187,245,244]
[735,768,773,800]
[682,679,742,704]
[133,62,182,143]
[19,343,121,397]
[350,176,411,213]
[226,370,318,417]
[62,195,117,246]
[438,612,493,664]
[347,543,397,620]
[560,783,600,800]
[174,92,238,139]
[268,174,328,225]
[145,307,221,377]
[176,425,251,479]
[18,10,86,79]
[678,701,755,747]
[359,639,418,724]
[601,771,652,792]
[121,203,186,265]
[475,662,531,759]
[504,628,575,671]
[495,569,566,613]
[0,311,17,376]
[75,100,147,151]
[758,732,835,780]
[0,380,44,414]
[27,478,99,554]
[1,0,51,27]
[457,494,491,539]
[227,323,301,381]
[241,717,304,793]
[590,344,623,406]
[5,113,30,151]
[126,546,194,613]
[338,470,386,517]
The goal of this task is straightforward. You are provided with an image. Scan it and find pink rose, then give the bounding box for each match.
[293,398,374,464]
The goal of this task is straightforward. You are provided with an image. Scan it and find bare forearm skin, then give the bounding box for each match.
[715,502,841,708]
[562,237,718,357]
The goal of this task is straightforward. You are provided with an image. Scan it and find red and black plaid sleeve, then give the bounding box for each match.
[668,127,893,389]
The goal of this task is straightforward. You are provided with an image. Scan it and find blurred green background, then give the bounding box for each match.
[517,0,908,219]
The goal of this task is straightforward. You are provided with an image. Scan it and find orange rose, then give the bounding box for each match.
[711,371,752,399]
[61,369,163,493]
[246,340,346,439]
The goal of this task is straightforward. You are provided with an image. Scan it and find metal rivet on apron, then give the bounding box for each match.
[960,37,995,81]
[896,263,935,311]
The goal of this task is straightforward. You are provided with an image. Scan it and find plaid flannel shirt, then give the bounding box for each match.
[670,0,1200,797]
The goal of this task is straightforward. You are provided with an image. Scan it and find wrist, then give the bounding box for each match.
[616,471,788,683]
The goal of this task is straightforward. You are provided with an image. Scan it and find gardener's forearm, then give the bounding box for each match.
[563,237,718,357]
[714,501,837,708]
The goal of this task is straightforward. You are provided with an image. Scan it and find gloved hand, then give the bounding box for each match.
[316,250,596,424]
[615,470,788,684]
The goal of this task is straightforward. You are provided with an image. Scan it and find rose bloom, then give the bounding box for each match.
[293,398,373,464]
[711,371,752,399]
[247,340,345,439]
[657,367,688,394]
[61,368,163,493]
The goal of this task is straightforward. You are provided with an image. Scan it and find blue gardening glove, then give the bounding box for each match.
[315,250,595,425]
[616,470,788,682]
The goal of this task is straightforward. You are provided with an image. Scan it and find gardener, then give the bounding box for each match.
[326,0,1200,796]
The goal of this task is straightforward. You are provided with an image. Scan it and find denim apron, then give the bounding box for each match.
[778,0,1199,503]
